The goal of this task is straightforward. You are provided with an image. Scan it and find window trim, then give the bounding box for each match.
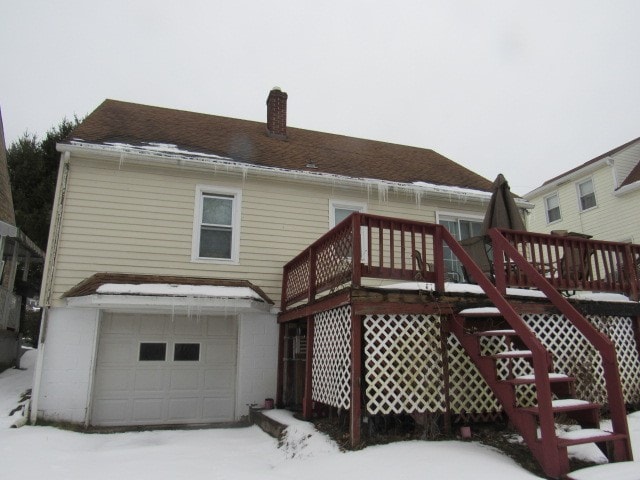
[329,199,367,228]
[575,178,597,212]
[192,185,242,264]
[544,192,562,224]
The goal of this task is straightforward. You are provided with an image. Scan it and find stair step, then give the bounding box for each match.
[565,461,640,480]
[474,329,517,337]
[556,428,627,447]
[520,399,598,415]
[504,373,574,385]
[490,350,532,359]
[458,307,502,318]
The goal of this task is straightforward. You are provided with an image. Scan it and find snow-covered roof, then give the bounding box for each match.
[60,99,497,197]
[63,273,273,305]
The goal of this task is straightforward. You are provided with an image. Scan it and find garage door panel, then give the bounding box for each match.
[138,316,167,334]
[204,368,235,390]
[169,369,201,391]
[204,342,236,364]
[207,317,236,336]
[92,314,237,426]
[172,318,203,336]
[168,398,202,420]
[133,369,165,392]
[101,315,136,334]
[95,368,132,393]
[99,340,135,365]
[92,399,129,424]
[132,398,164,422]
[203,397,234,420]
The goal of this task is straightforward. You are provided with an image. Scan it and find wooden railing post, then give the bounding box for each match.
[433,225,445,291]
[624,243,639,301]
[308,246,317,303]
[352,213,362,287]
[493,230,507,295]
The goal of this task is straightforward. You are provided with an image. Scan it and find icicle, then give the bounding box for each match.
[377,182,388,203]
[118,152,125,170]
[241,165,249,183]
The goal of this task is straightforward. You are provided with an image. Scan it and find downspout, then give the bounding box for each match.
[30,151,70,424]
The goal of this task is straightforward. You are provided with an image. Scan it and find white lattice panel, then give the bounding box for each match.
[363,314,445,415]
[448,334,502,420]
[312,306,352,410]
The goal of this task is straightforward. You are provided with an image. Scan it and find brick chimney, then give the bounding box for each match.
[266,87,288,139]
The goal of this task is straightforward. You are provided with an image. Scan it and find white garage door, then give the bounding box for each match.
[91,312,237,426]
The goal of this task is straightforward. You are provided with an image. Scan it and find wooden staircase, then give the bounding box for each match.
[439,227,634,479]
[451,308,631,478]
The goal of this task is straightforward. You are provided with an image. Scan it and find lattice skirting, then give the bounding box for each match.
[360,313,640,419]
[312,306,352,410]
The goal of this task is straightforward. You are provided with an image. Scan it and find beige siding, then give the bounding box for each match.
[47,155,489,308]
[526,163,640,244]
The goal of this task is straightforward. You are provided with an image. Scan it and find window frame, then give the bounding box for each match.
[576,178,597,212]
[329,199,367,228]
[436,211,484,282]
[192,185,242,264]
[544,192,562,224]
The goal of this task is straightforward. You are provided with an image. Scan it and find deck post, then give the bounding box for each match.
[433,226,445,291]
[303,315,315,420]
[350,312,362,447]
[276,322,285,408]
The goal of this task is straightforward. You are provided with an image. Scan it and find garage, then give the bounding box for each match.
[91,312,237,426]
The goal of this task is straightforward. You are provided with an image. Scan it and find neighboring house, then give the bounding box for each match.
[31,89,501,428]
[0,108,44,370]
[524,136,640,242]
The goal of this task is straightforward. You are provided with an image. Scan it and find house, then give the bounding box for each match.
[524,136,640,243]
[31,88,500,428]
[0,108,44,370]
[30,90,639,479]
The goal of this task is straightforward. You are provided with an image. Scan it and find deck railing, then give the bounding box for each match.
[281,213,640,310]
[495,229,640,301]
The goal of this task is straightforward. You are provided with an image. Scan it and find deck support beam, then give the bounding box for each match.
[302,315,314,420]
[276,322,285,408]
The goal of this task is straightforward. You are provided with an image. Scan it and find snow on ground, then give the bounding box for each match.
[1,350,638,479]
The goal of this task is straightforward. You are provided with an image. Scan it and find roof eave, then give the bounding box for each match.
[524,157,611,200]
[58,141,501,206]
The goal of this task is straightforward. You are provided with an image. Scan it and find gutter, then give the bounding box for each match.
[57,142,527,207]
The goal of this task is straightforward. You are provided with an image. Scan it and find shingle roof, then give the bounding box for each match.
[63,272,273,304]
[65,99,493,192]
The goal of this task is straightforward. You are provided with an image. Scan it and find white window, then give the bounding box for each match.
[545,193,561,223]
[192,186,241,262]
[438,213,483,282]
[329,200,367,228]
[577,179,597,211]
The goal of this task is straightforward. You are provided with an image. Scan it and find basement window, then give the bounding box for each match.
[139,342,167,361]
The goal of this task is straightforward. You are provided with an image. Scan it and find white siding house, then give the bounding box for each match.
[525,137,640,243]
[32,89,505,428]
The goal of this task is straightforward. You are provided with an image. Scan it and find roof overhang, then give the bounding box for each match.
[58,141,517,208]
[64,293,272,314]
[61,273,274,314]
[614,180,640,197]
[524,157,611,200]
[0,220,17,237]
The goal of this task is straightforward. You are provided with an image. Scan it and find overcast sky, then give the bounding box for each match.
[1,1,639,195]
